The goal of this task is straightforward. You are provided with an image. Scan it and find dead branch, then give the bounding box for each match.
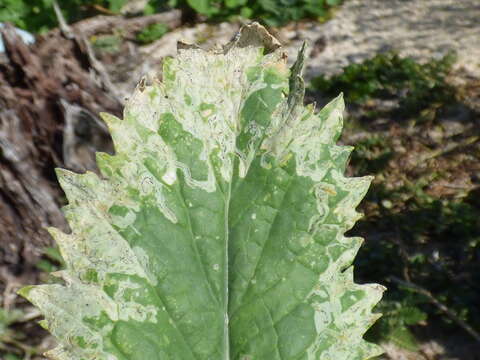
[390,276,480,343]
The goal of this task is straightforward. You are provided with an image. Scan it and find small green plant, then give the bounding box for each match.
[20,24,383,359]
[91,34,123,54]
[0,308,24,347]
[35,246,65,273]
[311,52,456,117]
[1,0,342,34]
[135,22,169,44]
[169,0,342,25]
[349,136,393,175]
[0,308,39,359]
[354,174,480,348]
[366,299,427,352]
[0,0,146,33]
[0,0,106,33]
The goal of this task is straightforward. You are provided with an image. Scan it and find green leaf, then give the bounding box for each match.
[5,354,22,360]
[399,306,427,326]
[20,23,384,360]
[136,23,169,44]
[0,308,24,332]
[225,0,247,8]
[108,0,129,13]
[187,0,216,15]
[386,326,419,352]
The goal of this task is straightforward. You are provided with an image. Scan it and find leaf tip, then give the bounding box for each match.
[38,319,50,331]
[17,285,34,300]
[333,92,345,109]
[99,112,121,128]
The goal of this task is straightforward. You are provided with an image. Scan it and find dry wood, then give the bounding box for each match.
[49,10,182,39]
[0,23,119,279]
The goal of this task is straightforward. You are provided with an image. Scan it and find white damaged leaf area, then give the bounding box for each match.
[21,23,384,360]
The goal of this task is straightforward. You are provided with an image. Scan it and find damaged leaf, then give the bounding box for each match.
[21,23,384,360]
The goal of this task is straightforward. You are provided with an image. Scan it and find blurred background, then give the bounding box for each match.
[0,0,479,359]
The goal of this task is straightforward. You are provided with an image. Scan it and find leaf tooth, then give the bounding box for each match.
[329,172,373,229]
[55,169,104,206]
[100,112,139,155]
[16,285,35,301]
[95,151,118,178]
[47,227,77,270]
[340,282,385,338]
[335,237,364,272]
[330,144,353,172]
[316,93,345,143]
[124,83,168,131]
[99,112,121,127]
[360,282,387,305]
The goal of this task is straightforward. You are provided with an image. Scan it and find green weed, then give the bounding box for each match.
[135,22,169,44]
[1,0,343,34]
[311,52,457,118]
[90,34,123,54]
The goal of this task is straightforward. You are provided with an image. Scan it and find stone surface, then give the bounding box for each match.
[287,0,480,79]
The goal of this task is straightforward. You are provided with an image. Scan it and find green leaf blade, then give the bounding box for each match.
[21,23,384,360]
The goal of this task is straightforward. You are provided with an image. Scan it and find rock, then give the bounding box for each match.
[280,0,480,80]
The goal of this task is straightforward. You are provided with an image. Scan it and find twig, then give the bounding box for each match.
[91,4,117,15]
[71,11,182,38]
[52,0,124,104]
[415,135,479,165]
[81,34,125,104]
[390,276,480,343]
[52,0,74,39]
[18,307,42,322]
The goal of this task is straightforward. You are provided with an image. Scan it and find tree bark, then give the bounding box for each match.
[0,23,121,276]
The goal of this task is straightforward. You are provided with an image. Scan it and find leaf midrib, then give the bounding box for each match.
[224,180,231,360]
